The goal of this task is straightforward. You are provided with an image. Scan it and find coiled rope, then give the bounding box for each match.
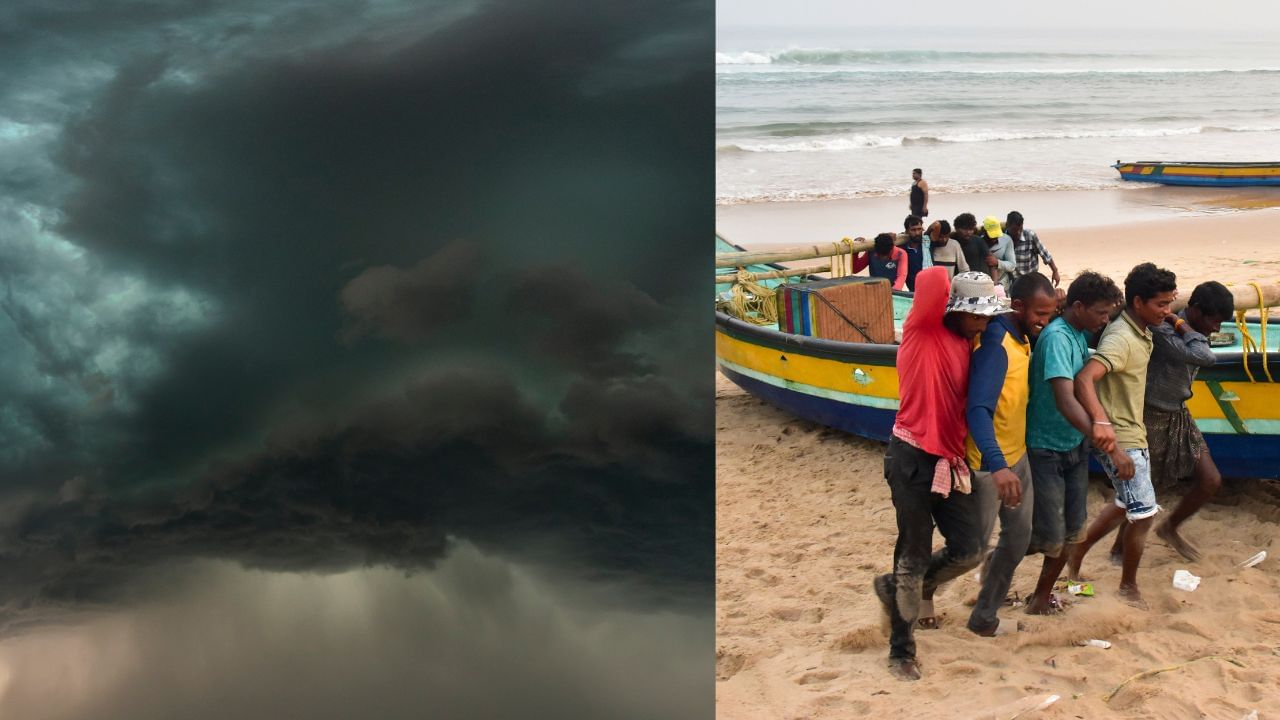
[718,269,780,325]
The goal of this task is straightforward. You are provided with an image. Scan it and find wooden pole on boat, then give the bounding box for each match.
[714,234,909,269]
[715,264,831,284]
[1170,281,1280,313]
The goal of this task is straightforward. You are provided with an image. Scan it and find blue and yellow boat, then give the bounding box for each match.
[716,236,1280,480]
[1114,161,1280,187]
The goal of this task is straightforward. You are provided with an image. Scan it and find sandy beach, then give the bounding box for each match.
[715,192,1280,719]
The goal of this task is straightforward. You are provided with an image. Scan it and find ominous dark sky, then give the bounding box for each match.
[0,0,712,716]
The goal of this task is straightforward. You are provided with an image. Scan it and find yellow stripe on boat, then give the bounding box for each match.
[715,331,900,400]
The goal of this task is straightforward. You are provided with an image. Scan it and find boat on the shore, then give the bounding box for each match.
[715,235,1280,480]
[1113,161,1280,187]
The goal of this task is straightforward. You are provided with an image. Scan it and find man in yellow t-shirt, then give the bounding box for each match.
[961,273,1059,637]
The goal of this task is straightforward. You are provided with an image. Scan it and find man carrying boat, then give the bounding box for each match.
[925,219,968,280]
[962,272,1059,637]
[953,213,994,280]
[1067,263,1178,609]
[900,215,930,291]
[853,233,908,290]
[1023,272,1123,616]
[1109,281,1233,562]
[873,269,1009,681]
[1003,211,1061,287]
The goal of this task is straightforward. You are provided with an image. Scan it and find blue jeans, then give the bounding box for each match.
[1094,448,1159,521]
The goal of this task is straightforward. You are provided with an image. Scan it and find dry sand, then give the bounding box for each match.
[715,195,1280,719]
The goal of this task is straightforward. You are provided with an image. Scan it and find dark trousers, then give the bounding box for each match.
[882,436,983,659]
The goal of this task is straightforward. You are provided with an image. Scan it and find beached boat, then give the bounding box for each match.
[716,235,1280,480]
[1113,161,1280,187]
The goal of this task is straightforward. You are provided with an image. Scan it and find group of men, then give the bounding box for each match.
[873,249,1235,681]
[857,207,1060,297]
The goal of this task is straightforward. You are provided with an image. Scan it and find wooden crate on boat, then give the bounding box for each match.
[776,277,894,344]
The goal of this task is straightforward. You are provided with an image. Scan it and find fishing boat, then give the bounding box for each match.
[715,234,1280,480]
[1113,161,1280,187]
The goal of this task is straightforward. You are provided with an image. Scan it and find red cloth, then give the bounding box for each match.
[891,267,972,492]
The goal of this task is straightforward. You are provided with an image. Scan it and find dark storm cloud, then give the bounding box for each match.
[0,357,710,622]
[338,240,481,343]
[0,0,712,639]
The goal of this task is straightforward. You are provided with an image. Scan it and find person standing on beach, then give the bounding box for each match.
[1004,211,1062,287]
[925,220,969,280]
[953,214,994,280]
[901,215,930,291]
[1023,272,1123,616]
[962,272,1059,637]
[873,269,1009,681]
[910,168,928,218]
[982,216,1016,292]
[1108,281,1232,562]
[1066,263,1177,609]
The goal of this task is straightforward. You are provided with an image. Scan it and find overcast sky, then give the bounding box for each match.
[718,0,1280,32]
[0,0,712,716]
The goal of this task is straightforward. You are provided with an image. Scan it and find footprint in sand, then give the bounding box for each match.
[716,650,746,681]
[794,669,841,685]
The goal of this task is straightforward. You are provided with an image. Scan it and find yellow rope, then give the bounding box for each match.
[717,268,780,325]
[1251,282,1272,382]
[1234,282,1273,383]
[830,237,859,278]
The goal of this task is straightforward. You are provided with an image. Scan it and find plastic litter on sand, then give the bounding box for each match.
[1238,551,1267,569]
[1172,569,1201,592]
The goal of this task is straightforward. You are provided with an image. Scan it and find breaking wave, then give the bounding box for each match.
[717,124,1280,153]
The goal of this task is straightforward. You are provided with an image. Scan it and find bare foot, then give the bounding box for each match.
[1025,595,1060,616]
[1156,522,1202,562]
[888,657,922,681]
[1117,584,1149,610]
[1108,548,1124,567]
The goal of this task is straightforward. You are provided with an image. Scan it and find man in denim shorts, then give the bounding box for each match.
[1023,272,1122,615]
[1066,264,1178,609]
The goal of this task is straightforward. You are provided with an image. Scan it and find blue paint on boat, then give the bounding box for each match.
[719,364,895,442]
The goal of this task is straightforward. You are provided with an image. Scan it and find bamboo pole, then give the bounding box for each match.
[715,264,830,284]
[714,234,909,269]
[1170,282,1280,312]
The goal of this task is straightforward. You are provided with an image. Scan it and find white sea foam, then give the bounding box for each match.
[718,125,1280,153]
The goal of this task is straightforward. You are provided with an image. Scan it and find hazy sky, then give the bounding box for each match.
[0,0,712,716]
[718,0,1280,32]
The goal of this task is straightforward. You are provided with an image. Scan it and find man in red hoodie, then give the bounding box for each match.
[874,269,1012,681]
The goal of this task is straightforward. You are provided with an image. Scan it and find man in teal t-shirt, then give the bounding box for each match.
[1023,272,1122,615]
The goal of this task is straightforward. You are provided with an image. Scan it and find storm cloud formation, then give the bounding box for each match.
[0,0,711,715]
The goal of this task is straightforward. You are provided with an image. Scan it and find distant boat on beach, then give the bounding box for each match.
[1113,161,1280,187]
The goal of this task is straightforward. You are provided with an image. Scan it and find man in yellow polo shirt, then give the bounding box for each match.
[1067,263,1178,609]
[961,272,1059,637]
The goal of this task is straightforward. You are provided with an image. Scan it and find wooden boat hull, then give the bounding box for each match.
[717,311,1280,480]
[1114,161,1280,187]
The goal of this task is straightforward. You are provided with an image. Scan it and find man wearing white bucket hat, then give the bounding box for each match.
[874,268,1012,681]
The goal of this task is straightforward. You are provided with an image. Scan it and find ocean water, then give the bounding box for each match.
[716,27,1280,204]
